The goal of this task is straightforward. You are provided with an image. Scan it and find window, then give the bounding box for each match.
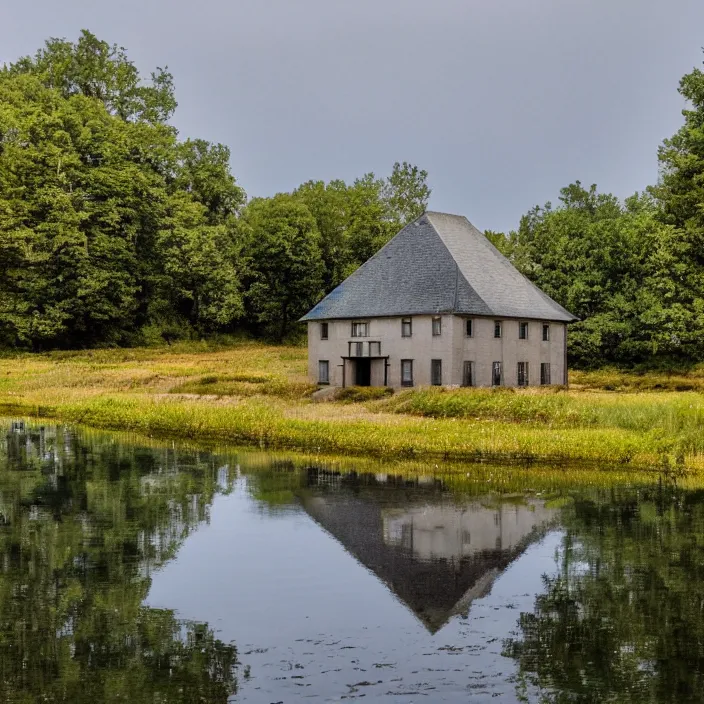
[369,341,381,356]
[432,317,442,336]
[541,362,551,385]
[352,341,363,356]
[463,361,474,387]
[492,361,502,386]
[318,360,330,384]
[466,319,473,337]
[517,361,529,387]
[320,322,329,340]
[351,321,368,337]
[401,359,414,387]
[494,321,502,338]
[402,318,412,337]
[519,322,529,340]
[431,359,442,386]
[542,324,550,342]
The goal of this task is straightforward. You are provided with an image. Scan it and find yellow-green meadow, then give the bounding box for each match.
[2,342,704,473]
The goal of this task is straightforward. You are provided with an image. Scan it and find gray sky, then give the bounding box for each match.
[4,0,704,232]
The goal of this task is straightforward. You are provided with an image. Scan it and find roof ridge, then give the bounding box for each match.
[425,212,491,315]
[301,210,577,322]
[426,212,577,323]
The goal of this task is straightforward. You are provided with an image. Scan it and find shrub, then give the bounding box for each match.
[335,386,395,403]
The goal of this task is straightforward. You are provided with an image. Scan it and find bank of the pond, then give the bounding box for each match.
[0,392,698,472]
[5,416,703,495]
[2,344,704,472]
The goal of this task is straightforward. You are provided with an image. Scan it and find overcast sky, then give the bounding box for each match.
[3,0,704,232]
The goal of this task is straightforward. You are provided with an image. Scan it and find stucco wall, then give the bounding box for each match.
[307,315,567,388]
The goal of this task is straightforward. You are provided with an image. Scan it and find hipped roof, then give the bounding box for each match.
[301,211,577,323]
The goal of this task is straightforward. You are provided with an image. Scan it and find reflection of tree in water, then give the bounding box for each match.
[0,423,239,703]
[505,484,704,703]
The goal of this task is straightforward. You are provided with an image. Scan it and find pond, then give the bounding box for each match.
[1,419,703,703]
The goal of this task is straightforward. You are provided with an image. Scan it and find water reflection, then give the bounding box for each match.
[6,420,704,702]
[299,471,557,633]
[505,484,704,703]
[0,421,238,703]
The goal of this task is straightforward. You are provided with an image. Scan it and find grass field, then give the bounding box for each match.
[2,341,704,472]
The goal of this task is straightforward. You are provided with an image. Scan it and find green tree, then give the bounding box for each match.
[0,31,246,349]
[382,160,431,225]
[294,162,430,291]
[241,194,324,339]
[173,138,246,223]
[500,183,699,366]
[294,179,352,290]
[653,52,704,257]
[155,194,245,334]
[345,173,397,270]
[8,29,177,124]
[0,73,145,348]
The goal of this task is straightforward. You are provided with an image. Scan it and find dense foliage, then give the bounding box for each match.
[489,54,704,367]
[3,30,704,366]
[0,31,429,347]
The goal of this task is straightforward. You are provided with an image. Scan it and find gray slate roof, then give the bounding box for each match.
[301,211,577,323]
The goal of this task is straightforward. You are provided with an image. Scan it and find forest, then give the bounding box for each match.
[1,30,704,368]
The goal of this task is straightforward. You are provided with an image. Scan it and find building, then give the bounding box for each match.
[301,211,577,388]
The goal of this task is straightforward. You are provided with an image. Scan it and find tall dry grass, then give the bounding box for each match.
[2,344,704,472]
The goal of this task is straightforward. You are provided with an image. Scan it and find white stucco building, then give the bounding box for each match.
[301,212,577,389]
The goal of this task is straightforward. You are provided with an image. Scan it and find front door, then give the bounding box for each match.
[355,358,371,386]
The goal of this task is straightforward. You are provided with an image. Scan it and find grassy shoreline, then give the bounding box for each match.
[2,343,704,473]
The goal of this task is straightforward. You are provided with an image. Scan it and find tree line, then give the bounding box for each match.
[488,58,704,368]
[0,30,430,349]
[2,30,704,367]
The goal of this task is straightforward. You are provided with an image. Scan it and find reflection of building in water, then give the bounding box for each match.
[382,503,551,560]
[300,478,556,633]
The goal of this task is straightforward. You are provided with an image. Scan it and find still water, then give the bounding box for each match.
[1,420,703,703]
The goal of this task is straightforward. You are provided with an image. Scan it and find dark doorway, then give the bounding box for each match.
[355,359,371,386]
